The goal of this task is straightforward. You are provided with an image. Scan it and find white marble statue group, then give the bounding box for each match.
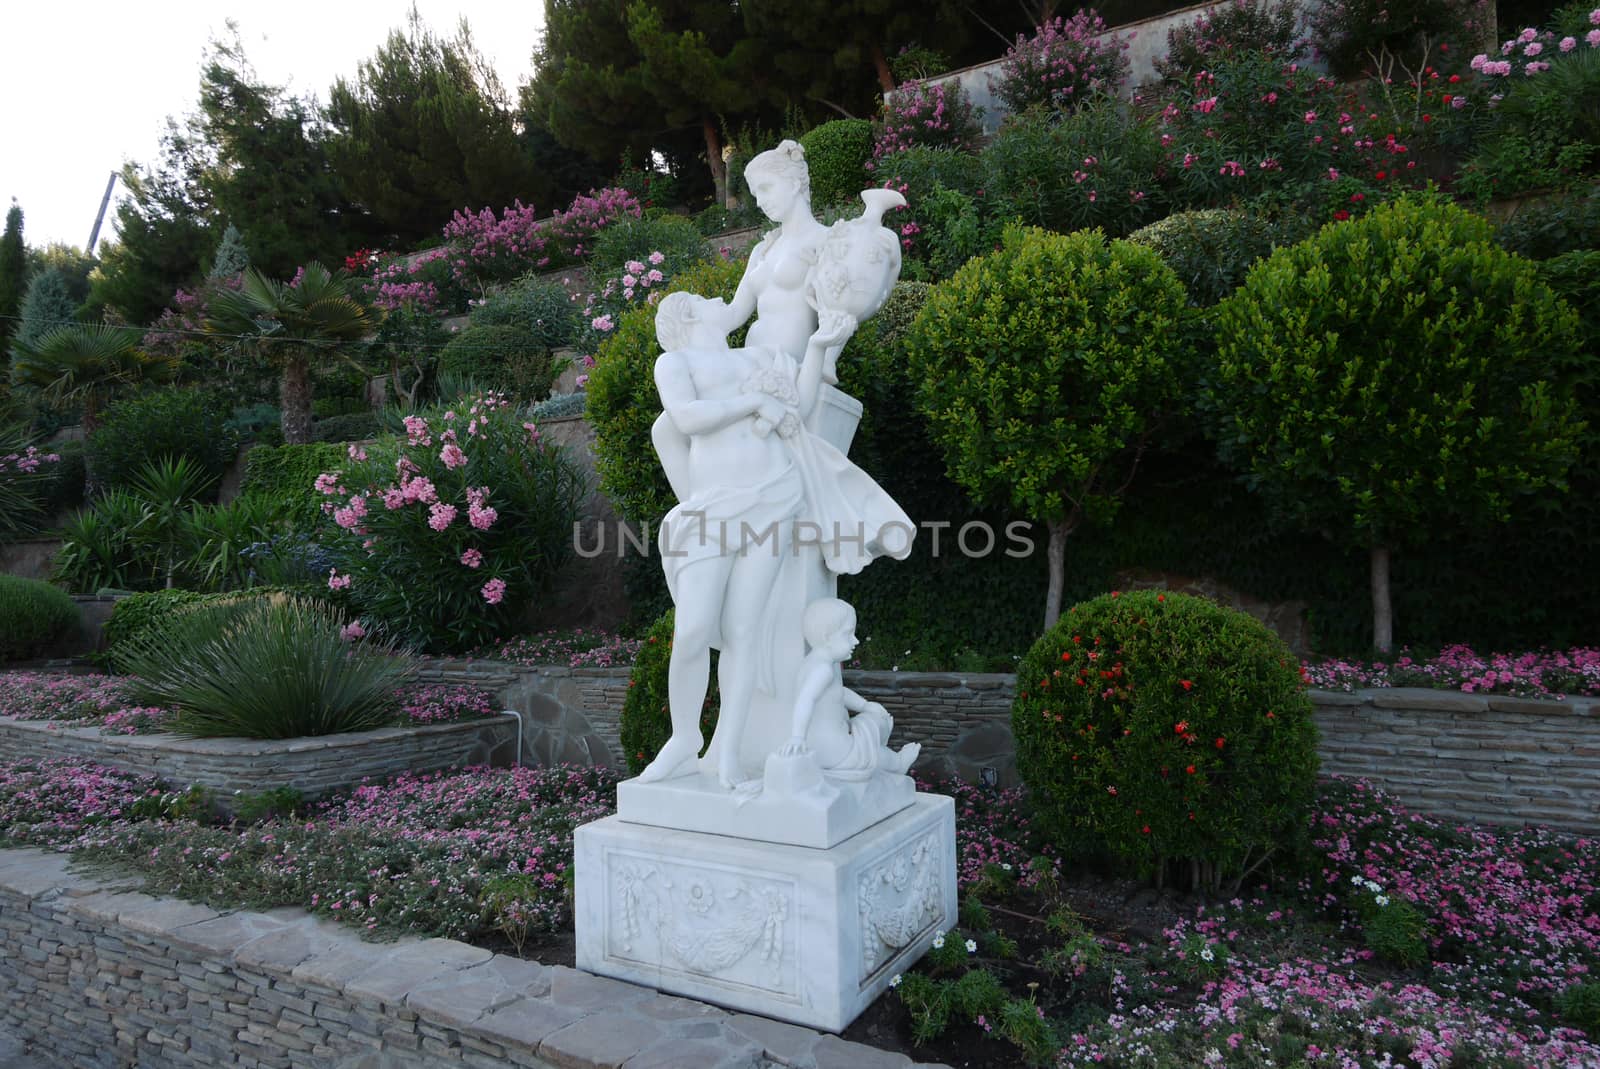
[622,139,919,839]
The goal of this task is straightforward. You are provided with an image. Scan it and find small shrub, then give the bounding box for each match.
[231,787,302,823]
[619,609,719,775]
[1155,0,1306,87]
[585,214,710,285]
[0,575,79,661]
[799,119,875,206]
[483,873,542,956]
[1495,181,1600,259]
[1126,208,1288,306]
[1558,981,1600,1034]
[992,11,1132,114]
[436,325,561,401]
[87,388,239,499]
[311,412,382,443]
[1308,0,1487,76]
[1011,590,1319,888]
[468,277,581,351]
[115,594,413,739]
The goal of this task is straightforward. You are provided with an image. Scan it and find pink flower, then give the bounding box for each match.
[328,569,352,591]
[346,443,367,462]
[382,488,406,510]
[1305,110,1317,123]
[1194,95,1218,114]
[648,250,665,265]
[1560,35,1577,51]
[402,477,438,505]
[403,415,432,447]
[314,472,342,495]
[460,548,483,568]
[1588,28,1600,46]
[469,504,498,530]
[340,621,366,641]
[481,578,507,605]
[523,422,541,443]
[1523,41,1543,55]
[591,314,614,332]
[440,442,467,470]
[428,503,457,531]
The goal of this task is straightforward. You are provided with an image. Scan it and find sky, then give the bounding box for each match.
[2,2,546,251]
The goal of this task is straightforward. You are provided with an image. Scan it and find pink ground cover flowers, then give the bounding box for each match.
[472,627,644,669]
[0,759,165,846]
[0,671,167,732]
[1305,646,1600,698]
[396,683,497,725]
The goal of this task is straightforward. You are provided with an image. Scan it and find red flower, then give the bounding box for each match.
[1186,764,1197,774]
[1215,737,1226,749]
[1175,720,1190,734]
[1333,210,1351,221]
[1107,786,1118,796]
[1157,594,1166,602]
[1448,74,1461,83]
[1141,825,1151,835]
[1061,651,1073,662]
[1180,680,1193,692]
[1350,193,1365,202]
[1375,171,1387,180]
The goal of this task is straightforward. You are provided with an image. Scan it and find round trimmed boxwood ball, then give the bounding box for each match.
[619,609,719,775]
[1012,590,1317,890]
[0,574,80,662]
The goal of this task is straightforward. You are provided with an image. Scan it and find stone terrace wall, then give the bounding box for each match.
[0,848,943,1069]
[424,658,1600,831]
[0,717,517,802]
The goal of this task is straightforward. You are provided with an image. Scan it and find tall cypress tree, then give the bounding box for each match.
[15,269,79,352]
[0,203,26,354]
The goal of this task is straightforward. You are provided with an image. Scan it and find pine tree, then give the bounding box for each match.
[209,223,249,279]
[15,269,78,352]
[0,203,26,354]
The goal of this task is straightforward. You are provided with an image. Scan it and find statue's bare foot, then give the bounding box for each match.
[716,751,744,790]
[638,734,702,782]
[891,742,920,774]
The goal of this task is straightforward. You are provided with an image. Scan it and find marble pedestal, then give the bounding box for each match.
[575,793,956,1033]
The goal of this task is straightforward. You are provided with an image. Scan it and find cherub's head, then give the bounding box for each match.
[802,598,857,660]
[654,292,728,352]
[745,140,811,221]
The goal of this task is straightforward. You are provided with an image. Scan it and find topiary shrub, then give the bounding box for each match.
[437,324,560,401]
[1126,208,1286,306]
[799,119,875,206]
[0,575,79,662]
[87,387,239,500]
[587,255,748,528]
[619,609,719,775]
[1012,589,1318,891]
[241,442,350,534]
[311,412,382,443]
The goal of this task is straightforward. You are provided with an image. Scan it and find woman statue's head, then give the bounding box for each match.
[745,139,811,220]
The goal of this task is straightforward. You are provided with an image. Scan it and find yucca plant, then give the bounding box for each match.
[52,490,155,592]
[115,594,413,739]
[127,456,215,589]
[208,263,379,445]
[178,493,291,592]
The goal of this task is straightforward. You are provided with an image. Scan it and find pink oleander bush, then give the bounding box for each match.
[473,628,644,669]
[396,682,496,725]
[1304,645,1600,698]
[992,10,1133,114]
[576,248,673,363]
[872,79,984,161]
[316,392,585,653]
[441,187,642,288]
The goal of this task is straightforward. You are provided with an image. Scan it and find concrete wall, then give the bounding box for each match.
[0,848,912,1069]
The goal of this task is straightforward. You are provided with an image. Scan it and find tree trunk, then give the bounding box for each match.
[81,403,100,499]
[1370,543,1393,653]
[871,43,895,93]
[702,116,729,209]
[1043,517,1073,632]
[280,355,314,446]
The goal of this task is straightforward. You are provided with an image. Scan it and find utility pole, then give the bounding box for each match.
[86,171,118,254]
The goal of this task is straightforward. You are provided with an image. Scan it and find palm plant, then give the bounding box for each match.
[9,323,177,434]
[207,263,379,444]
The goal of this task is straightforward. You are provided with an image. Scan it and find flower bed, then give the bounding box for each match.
[469,627,642,669]
[1305,645,1600,699]
[8,759,1600,1066]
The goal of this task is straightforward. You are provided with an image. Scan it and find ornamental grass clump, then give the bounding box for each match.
[1011,590,1318,892]
[114,593,413,739]
[0,575,79,662]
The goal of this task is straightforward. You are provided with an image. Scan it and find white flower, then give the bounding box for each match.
[932,933,945,949]
[965,939,977,954]
[1200,946,1215,962]
[889,973,902,987]
[1375,895,1389,907]
[1000,862,1013,871]
[1350,875,1364,886]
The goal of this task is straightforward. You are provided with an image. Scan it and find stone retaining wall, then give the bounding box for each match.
[422,658,1600,831]
[0,848,939,1069]
[0,716,518,803]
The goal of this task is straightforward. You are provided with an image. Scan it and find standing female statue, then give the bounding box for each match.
[638,140,911,791]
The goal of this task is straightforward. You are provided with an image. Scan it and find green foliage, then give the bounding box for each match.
[87,388,239,499]
[997,996,1057,1067]
[1307,0,1478,76]
[437,325,561,400]
[980,103,1165,239]
[319,395,586,652]
[311,413,382,443]
[9,324,178,432]
[587,255,747,527]
[1126,209,1287,307]
[1155,0,1307,87]
[102,586,321,666]
[15,269,79,352]
[872,146,985,205]
[1358,894,1431,967]
[0,205,25,355]
[52,490,153,592]
[230,786,302,823]
[324,11,545,246]
[1210,194,1585,553]
[799,120,875,206]
[1557,981,1600,1035]
[365,305,449,411]
[586,214,710,284]
[619,610,719,775]
[483,872,542,955]
[115,594,413,739]
[468,277,580,351]
[241,442,351,533]
[1495,182,1600,259]
[0,575,79,662]
[208,223,249,280]
[1012,590,1319,886]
